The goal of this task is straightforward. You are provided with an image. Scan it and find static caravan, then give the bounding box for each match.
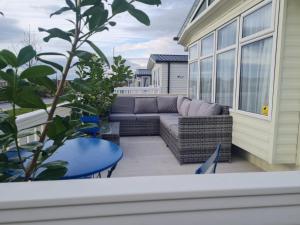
[176,0,300,170]
[147,54,188,95]
[135,69,152,87]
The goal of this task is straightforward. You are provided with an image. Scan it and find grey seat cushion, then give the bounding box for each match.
[134,97,158,114]
[136,114,160,121]
[157,96,178,113]
[197,102,222,116]
[109,113,137,121]
[111,96,135,114]
[160,116,179,128]
[178,99,191,116]
[188,100,204,116]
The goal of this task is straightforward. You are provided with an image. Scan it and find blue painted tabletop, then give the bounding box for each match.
[41,138,123,179]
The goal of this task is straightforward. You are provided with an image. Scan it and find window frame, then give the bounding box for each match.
[236,0,277,120]
[239,0,276,43]
[199,32,215,102]
[188,41,200,99]
[214,19,239,108]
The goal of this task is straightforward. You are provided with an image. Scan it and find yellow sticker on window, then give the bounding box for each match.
[262,105,269,116]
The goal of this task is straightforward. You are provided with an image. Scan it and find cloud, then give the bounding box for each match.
[0,18,24,41]
[0,0,194,59]
[116,36,186,58]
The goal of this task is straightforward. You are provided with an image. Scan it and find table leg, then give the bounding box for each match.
[107,164,118,178]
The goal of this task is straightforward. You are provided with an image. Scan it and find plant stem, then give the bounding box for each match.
[24,1,82,180]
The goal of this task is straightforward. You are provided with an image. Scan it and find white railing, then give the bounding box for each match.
[16,106,70,145]
[0,171,300,225]
[114,86,161,95]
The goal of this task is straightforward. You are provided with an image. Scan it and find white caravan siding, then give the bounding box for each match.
[274,0,300,164]
[170,63,188,95]
[152,63,188,95]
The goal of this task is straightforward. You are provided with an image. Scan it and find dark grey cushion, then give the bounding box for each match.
[157,96,178,113]
[111,96,135,114]
[197,102,222,116]
[178,99,191,116]
[188,100,204,117]
[134,97,158,114]
[136,114,160,121]
[109,113,136,121]
[177,96,186,112]
[160,116,178,128]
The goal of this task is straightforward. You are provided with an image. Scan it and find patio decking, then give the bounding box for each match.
[113,136,262,178]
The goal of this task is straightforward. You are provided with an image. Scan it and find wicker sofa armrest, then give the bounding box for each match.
[178,115,233,138]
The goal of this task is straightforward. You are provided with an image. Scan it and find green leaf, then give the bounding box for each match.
[0,50,17,67]
[85,40,110,66]
[81,0,103,6]
[20,141,43,151]
[29,77,57,92]
[17,45,36,66]
[89,11,108,30]
[128,7,150,26]
[50,7,71,17]
[0,56,7,69]
[74,50,94,61]
[37,52,66,57]
[112,0,130,15]
[47,116,67,140]
[135,0,161,5]
[37,57,64,72]
[0,71,14,85]
[39,28,72,43]
[65,0,76,10]
[39,160,68,169]
[35,166,67,181]
[20,65,56,79]
[15,87,46,109]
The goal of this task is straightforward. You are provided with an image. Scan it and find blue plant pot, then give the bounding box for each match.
[80,115,101,136]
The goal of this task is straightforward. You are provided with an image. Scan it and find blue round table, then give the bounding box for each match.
[42,138,123,179]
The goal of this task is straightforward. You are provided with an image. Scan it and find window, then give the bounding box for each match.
[192,0,207,21]
[189,62,199,99]
[242,3,272,38]
[189,44,198,60]
[201,34,214,56]
[216,50,235,107]
[217,21,237,50]
[215,21,237,107]
[239,37,273,115]
[199,33,214,102]
[200,58,213,102]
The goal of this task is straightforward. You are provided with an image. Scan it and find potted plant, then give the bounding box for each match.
[65,55,133,136]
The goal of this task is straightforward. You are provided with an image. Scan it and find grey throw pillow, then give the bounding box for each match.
[188,100,204,116]
[111,96,135,114]
[177,96,187,112]
[157,96,178,113]
[197,102,222,116]
[178,99,191,116]
[134,97,158,114]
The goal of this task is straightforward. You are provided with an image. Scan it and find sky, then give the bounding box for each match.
[0,0,194,70]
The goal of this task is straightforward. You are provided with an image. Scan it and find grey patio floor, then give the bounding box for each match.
[112,136,262,178]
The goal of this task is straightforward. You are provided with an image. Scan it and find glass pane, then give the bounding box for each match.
[216,50,235,107]
[192,0,207,21]
[217,21,237,50]
[208,0,215,5]
[189,44,198,60]
[200,57,213,102]
[201,34,214,57]
[239,37,273,115]
[189,62,199,99]
[242,3,272,38]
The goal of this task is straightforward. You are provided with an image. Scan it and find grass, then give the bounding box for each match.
[5,104,52,117]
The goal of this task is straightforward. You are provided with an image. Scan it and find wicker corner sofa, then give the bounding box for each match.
[109,96,232,164]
